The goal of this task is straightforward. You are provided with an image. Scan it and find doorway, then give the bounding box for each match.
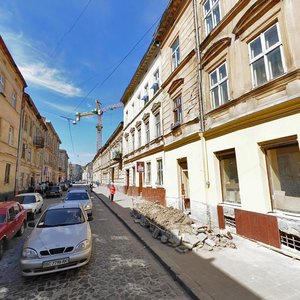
[178,158,190,210]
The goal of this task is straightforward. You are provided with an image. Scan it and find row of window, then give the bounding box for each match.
[210,23,285,109]
[0,74,18,108]
[125,69,160,125]
[218,140,300,214]
[130,159,164,187]
[125,111,161,153]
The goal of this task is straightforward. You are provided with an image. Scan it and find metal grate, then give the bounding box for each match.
[40,247,74,256]
[224,216,236,228]
[280,231,300,251]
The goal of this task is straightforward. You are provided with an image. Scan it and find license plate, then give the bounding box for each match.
[43,258,69,268]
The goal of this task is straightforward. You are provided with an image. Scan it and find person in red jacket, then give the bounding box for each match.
[109,182,116,201]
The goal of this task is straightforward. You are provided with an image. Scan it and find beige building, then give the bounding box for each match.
[58,149,69,182]
[121,41,165,203]
[0,36,27,200]
[43,120,61,184]
[194,0,300,254]
[17,93,47,192]
[93,122,124,189]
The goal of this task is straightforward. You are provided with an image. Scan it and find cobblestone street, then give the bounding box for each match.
[0,193,190,300]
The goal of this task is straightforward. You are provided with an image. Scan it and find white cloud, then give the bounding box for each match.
[20,63,81,97]
[43,100,77,114]
[0,28,81,97]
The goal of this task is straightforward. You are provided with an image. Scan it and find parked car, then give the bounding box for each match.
[0,201,27,260]
[20,202,93,276]
[64,189,93,216]
[46,186,62,198]
[59,182,68,191]
[15,193,44,220]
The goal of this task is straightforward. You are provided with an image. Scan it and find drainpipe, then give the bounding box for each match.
[192,0,211,227]
[15,93,25,195]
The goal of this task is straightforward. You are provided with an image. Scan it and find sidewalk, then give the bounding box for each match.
[93,185,300,300]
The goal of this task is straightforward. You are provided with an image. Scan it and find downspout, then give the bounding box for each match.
[15,93,25,195]
[192,0,211,226]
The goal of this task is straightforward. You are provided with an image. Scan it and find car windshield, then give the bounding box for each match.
[0,214,6,223]
[50,187,59,192]
[37,208,84,227]
[65,193,89,201]
[16,195,36,204]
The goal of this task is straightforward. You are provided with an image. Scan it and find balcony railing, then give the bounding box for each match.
[33,136,45,148]
[112,150,122,160]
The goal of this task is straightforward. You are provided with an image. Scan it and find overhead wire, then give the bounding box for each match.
[73,15,162,113]
[49,0,93,59]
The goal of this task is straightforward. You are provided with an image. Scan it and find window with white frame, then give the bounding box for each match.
[131,131,135,151]
[145,121,150,144]
[156,159,163,185]
[146,161,151,184]
[210,63,229,108]
[137,127,141,148]
[249,23,284,87]
[11,91,17,108]
[173,95,182,126]
[171,37,180,70]
[151,70,160,94]
[8,126,14,146]
[203,0,221,35]
[155,112,161,137]
[142,84,149,102]
[132,102,135,119]
[0,74,4,93]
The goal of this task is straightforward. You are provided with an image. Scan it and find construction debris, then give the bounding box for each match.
[131,201,236,253]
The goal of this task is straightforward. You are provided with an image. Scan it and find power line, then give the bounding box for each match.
[73,15,162,113]
[50,0,93,59]
[60,116,76,155]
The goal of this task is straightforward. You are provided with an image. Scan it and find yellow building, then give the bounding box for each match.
[0,36,27,200]
[17,93,47,192]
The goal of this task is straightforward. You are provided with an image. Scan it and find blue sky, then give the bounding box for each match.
[0,0,169,165]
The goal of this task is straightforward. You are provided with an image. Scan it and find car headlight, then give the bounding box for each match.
[22,248,38,259]
[75,240,91,252]
[85,204,92,210]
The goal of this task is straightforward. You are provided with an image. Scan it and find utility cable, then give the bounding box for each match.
[50,0,93,59]
[73,15,161,113]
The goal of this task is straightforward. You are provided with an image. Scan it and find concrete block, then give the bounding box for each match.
[205,238,216,247]
[197,233,208,242]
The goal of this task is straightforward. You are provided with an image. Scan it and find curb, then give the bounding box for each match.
[93,191,201,300]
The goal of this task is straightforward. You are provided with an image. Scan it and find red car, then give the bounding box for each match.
[0,201,27,260]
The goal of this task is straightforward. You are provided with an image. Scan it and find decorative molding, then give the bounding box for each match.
[201,38,231,67]
[161,49,195,89]
[233,0,281,38]
[151,102,161,114]
[135,121,141,128]
[142,112,150,122]
[167,78,184,95]
[130,127,135,133]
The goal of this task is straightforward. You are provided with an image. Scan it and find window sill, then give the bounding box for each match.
[268,210,300,221]
[220,202,241,208]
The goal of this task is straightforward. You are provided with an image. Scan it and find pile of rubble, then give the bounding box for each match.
[131,201,237,253]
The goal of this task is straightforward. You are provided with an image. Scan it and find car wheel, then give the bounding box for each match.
[0,240,4,260]
[17,222,25,236]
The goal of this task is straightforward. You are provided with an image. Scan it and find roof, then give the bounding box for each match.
[46,202,82,211]
[0,201,20,209]
[68,189,88,194]
[0,35,27,88]
[46,121,62,144]
[15,193,39,197]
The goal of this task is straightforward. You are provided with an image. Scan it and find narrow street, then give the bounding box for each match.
[0,187,190,300]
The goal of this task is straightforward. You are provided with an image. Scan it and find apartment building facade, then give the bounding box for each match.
[121,42,166,203]
[43,121,61,184]
[0,36,27,200]
[17,93,47,192]
[93,122,124,189]
[58,149,69,182]
[194,0,300,253]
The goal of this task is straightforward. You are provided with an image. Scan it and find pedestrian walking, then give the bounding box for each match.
[109,182,116,201]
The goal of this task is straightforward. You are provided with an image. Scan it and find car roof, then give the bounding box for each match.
[0,201,21,209]
[68,189,88,193]
[15,193,38,197]
[46,202,83,211]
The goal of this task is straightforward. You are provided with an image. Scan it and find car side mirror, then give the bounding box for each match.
[28,222,35,227]
[87,216,93,222]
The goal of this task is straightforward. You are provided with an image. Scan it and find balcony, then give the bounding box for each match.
[112,150,122,160]
[33,136,45,148]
